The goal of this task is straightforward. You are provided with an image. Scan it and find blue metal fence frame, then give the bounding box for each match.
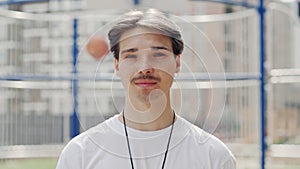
[183,1,267,168]
[0,0,49,6]
[0,0,267,168]
[71,18,80,138]
[258,1,266,169]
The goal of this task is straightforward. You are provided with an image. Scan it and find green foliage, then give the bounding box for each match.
[0,158,57,169]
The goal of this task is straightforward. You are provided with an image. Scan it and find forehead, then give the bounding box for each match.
[119,27,172,50]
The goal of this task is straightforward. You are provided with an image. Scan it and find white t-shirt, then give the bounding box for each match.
[56,115,236,169]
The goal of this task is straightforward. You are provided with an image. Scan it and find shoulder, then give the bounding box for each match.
[177,117,236,168]
[56,132,86,169]
[57,121,107,157]
[64,115,118,150]
[179,117,231,151]
[56,116,119,168]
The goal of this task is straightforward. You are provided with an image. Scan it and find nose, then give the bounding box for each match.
[137,52,155,74]
[139,67,155,74]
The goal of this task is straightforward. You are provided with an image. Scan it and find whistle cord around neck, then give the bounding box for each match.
[122,111,176,169]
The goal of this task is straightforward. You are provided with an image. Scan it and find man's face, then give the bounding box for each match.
[114,27,181,103]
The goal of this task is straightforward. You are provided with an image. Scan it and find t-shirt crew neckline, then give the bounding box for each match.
[107,114,182,138]
[90,113,200,158]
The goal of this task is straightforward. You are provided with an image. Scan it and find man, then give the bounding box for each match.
[56,9,236,169]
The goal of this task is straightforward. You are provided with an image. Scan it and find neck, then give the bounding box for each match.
[119,102,175,131]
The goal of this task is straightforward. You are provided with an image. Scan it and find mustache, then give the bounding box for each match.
[131,74,161,82]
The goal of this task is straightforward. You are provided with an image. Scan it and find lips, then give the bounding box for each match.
[134,79,158,88]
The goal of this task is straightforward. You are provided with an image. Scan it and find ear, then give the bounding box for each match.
[175,55,181,73]
[114,58,120,76]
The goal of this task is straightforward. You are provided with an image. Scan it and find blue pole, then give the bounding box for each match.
[133,0,139,5]
[71,18,80,138]
[258,1,266,169]
[0,0,49,6]
[189,0,256,8]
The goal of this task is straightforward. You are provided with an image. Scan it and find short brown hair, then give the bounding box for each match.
[108,9,184,60]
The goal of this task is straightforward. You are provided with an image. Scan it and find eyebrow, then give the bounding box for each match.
[121,46,170,55]
[120,48,138,55]
[151,46,171,51]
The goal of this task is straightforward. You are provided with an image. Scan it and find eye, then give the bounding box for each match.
[153,52,167,57]
[125,54,137,59]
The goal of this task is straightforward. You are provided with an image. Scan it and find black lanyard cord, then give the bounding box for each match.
[122,111,176,169]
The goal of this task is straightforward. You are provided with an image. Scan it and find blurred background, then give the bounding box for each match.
[0,0,299,169]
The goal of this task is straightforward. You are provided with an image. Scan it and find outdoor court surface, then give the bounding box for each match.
[0,157,300,169]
